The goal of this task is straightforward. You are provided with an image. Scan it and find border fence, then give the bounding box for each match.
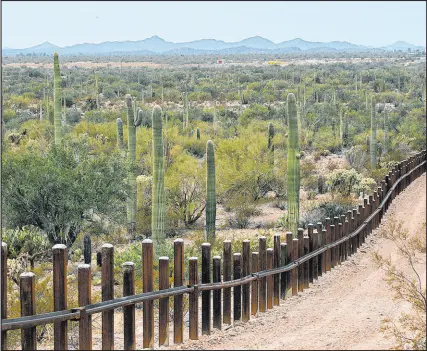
[1,150,426,350]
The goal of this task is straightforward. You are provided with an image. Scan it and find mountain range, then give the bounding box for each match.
[2,36,425,56]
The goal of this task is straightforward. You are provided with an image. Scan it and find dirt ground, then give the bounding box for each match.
[162,173,426,350]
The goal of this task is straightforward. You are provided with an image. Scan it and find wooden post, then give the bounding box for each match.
[223,240,232,324]
[189,257,198,340]
[352,209,358,252]
[312,229,318,281]
[53,244,68,351]
[266,249,274,309]
[308,224,314,283]
[233,253,242,321]
[1,242,7,351]
[292,238,298,296]
[317,222,324,276]
[357,205,363,247]
[363,198,368,240]
[286,232,293,296]
[280,243,287,299]
[325,218,331,271]
[213,256,222,330]
[78,264,92,351]
[142,239,154,349]
[159,257,170,346]
[329,224,335,270]
[273,234,281,306]
[373,191,378,229]
[251,252,259,315]
[368,195,373,236]
[242,240,251,321]
[297,228,304,292]
[20,272,36,351]
[333,217,339,267]
[344,213,350,261]
[202,243,211,335]
[201,248,212,333]
[258,236,267,312]
[347,210,353,256]
[337,223,342,265]
[100,243,114,350]
[303,235,309,288]
[173,238,184,344]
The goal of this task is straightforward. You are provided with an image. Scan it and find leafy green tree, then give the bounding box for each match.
[2,136,128,247]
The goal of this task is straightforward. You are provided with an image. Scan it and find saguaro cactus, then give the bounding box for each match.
[383,105,388,155]
[126,95,137,235]
[370,96,377,168]
[268,122,275,150]
[116,118,124,149]
[83,234,91,264]
[196,127,200,140]
[152,106,166,241]
[206,140,216,240]
[287,93,300,237]
[53,53,62,144]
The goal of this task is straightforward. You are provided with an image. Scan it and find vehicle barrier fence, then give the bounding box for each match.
[1,149,426,350]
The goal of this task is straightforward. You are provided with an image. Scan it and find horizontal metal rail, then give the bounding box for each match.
[1,158,425,332]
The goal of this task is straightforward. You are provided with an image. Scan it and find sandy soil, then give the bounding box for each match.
[163,173,426,350]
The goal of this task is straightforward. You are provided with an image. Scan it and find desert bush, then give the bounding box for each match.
[345,145,369,172]
[373,220,426,350]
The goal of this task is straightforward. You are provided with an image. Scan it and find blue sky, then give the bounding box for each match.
[2,1,426,48]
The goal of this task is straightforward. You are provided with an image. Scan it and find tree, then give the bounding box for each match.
[2,136,128,247]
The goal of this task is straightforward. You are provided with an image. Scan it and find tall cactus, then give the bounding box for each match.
[343,112,349,148]
[83,234,91,264]
[370,96,377,168]
[206,140,216,240]
[339,106,343,143]
[152,106,166,241]
[126,95,136,235]
[268,122,275,150]
[196,127,200,140]
[384,104,388,155]
[116,118,124,149]
[287,93,300,237]
[53,52,62,145]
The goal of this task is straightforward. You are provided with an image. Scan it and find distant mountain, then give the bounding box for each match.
[2,36,425,56]
[381,41,425,52]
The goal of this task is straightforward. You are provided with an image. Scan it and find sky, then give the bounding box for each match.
[2,1,426,49]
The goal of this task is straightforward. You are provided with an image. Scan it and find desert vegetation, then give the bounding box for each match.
[1,51,426,348]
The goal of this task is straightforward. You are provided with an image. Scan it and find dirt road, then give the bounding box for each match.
[168,173,426,350]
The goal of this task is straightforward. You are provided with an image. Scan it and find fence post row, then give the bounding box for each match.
[1,150,425,350]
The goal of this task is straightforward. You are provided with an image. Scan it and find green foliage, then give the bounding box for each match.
[2,136,128,247]
[2,225,50,261]
[164,146,205,229]
[238,104,269,126]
